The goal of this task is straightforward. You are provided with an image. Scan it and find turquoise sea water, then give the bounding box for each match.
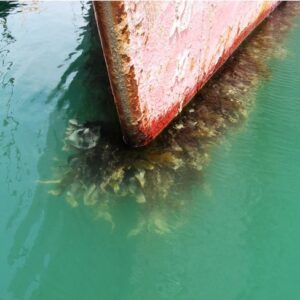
[1,2,300,299]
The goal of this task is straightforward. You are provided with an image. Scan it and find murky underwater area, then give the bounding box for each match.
[1,2,300,299]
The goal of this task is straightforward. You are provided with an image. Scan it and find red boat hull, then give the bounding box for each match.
[94,1,279,146]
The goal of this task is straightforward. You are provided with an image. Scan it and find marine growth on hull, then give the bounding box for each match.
[41,3,300,235]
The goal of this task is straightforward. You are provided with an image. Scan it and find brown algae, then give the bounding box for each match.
[42,3,300,234]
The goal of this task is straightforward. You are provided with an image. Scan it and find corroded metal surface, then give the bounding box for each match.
[93,1,279,147]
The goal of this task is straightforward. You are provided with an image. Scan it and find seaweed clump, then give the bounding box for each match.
[42,3,300,234]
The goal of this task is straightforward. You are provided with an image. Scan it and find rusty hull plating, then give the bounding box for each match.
[93,1,280,147]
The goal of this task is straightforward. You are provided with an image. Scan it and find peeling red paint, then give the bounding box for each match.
[93,1,280,147]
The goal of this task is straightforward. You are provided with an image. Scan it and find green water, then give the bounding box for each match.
[1,2,300,299]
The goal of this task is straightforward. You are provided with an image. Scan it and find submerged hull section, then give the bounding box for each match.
[93,1,279,147]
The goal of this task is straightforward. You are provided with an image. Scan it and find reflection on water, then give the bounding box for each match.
[1,2,106,298]
[0,1,19,191]
[43,2,300,234]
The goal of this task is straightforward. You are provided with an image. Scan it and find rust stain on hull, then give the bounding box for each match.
[93,2,147,145]
[93,1,280,147]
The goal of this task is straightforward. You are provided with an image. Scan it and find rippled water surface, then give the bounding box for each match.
[1,2,300,299]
